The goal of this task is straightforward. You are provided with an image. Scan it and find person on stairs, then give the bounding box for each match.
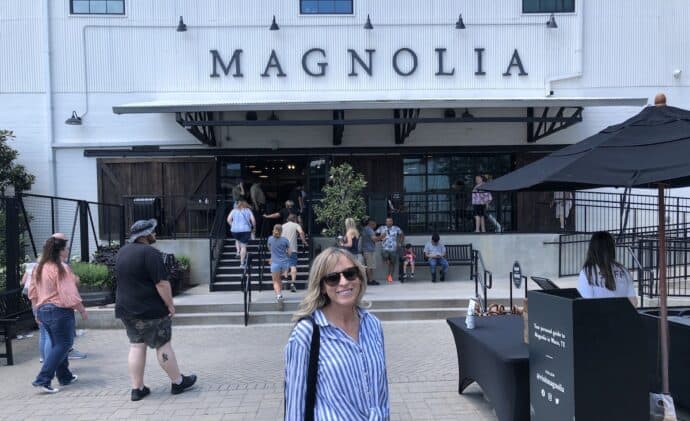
[269,224,291,310]
[281,214,308,293]
[227,199,256,269]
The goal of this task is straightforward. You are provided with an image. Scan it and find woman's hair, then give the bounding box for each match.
[272,224,283,238]
[344,217,359,237]
[236,199,250,209]
[35,237,67,284]
[405,243,412,249]
[285,200,294,208]
[583,231,621,291]
[292,247,368,322]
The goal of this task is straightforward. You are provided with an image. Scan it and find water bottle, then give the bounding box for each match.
[466,296,478,329]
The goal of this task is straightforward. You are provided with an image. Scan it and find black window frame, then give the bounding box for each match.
[70,0,126,15]
[300,0,354,15]
[522,0,575,14]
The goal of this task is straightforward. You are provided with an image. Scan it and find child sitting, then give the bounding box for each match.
[403,243,416,279]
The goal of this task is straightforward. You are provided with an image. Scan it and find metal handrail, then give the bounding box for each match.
[473,249,493,312]
[242,253,253,326]
[208,202,228,290]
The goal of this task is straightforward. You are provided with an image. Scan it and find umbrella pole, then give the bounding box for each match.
[658,184,669,394]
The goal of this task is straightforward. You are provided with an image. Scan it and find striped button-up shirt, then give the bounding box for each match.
[284,308,390,420]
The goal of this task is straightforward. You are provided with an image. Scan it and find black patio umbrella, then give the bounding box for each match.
[483,100,690,396]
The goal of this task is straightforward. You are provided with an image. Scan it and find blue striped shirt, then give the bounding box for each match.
[284,308,390,420]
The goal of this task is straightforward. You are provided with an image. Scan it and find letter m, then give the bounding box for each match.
[210,49,243,78]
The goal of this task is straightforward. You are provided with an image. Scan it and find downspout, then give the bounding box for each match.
[43,0,57,195]
[544,0,584,96]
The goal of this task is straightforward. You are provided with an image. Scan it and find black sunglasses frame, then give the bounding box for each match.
[321,266,361,287]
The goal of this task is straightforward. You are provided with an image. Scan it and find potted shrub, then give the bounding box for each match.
[73,262,114,306]
[176,255,193,289]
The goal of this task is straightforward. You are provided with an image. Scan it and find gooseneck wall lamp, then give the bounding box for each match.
[455,14,466,29]
[546,13,558,28]
[270,15,280,31]
[65,111,82,125]
[176,16,187,32]
[363,14,373,30]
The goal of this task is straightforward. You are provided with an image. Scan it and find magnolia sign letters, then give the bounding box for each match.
[209,47,528,79]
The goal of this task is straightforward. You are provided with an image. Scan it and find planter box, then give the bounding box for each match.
[79,285,115,307]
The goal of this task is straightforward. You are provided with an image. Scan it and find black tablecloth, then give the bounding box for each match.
[447,316,530,421]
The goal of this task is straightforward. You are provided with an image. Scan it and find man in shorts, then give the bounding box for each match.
[281,214,307,293]
[376,217,404,283]
[361,218,380,285]
[115,219,197,401]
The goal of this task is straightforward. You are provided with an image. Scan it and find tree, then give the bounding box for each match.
[314,163,368,236]
[0,130,35,195]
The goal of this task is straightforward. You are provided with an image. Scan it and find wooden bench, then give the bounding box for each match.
[402,244,475,281]
[0,288,36,366]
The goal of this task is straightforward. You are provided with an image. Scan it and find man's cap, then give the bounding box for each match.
[129,219,157,242]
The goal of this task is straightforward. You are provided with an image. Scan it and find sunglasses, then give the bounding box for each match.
[321,267,361,287]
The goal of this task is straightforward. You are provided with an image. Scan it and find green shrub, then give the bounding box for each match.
[177,255,191,270]
[72,262,111,288]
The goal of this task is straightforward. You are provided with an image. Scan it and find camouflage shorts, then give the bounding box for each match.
[122,316,172,349]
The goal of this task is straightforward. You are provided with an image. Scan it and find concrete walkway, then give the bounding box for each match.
[1,321,497,421]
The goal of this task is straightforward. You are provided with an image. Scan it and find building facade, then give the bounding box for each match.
[1,0,688,236]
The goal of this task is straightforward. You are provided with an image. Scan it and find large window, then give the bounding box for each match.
[71,0,125,15]
[523,0,574,13]
[403,155,513,233]
[300,0,353,14]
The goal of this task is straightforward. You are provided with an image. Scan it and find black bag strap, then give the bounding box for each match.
[304,317,320,421]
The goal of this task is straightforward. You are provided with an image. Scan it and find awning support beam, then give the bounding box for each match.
[527,106,583,143]
[177,114,582,127]
[394,109,420,144]
[176,112,217,146]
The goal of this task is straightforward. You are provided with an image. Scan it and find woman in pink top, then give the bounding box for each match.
[29,236,88,394]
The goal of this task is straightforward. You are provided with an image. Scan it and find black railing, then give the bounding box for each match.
[242,253,253,326]
[208,202,228,290]
[472,249,493,312]
[558,222,690,277]
[18,193,125,262]
[1,197,23,292]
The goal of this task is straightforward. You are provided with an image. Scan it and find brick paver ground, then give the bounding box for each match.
[0,321,498,421]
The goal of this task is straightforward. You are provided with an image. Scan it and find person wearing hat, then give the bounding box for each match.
[115,219,197,401]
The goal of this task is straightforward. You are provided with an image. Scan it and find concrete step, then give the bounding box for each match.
[77,298,524,328]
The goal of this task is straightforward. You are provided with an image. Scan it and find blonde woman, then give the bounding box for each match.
[268,224,290,309]
[339,218,363,264]
[227,199,256,269]
[284,247,389,420]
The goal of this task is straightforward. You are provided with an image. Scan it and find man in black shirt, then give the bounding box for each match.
[115,219,197,401]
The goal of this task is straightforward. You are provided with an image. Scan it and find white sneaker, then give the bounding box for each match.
[276,295,285,311]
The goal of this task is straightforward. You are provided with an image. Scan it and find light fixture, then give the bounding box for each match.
[270,15,279,31]
[455,14,466,30]
[546,13,558,28]
[65,111,82,125]
[268,111,279,121]
[462,108,474,119]
[443,109,456,119]
[176,16,187,32]
[364,14,373,30]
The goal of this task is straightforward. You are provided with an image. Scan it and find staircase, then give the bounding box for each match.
[211,238,311,292]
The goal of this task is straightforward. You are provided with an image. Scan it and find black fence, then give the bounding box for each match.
[0,197,26,292]
[18,193,125,262]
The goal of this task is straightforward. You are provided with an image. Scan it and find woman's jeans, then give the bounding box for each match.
[33,304,75,386]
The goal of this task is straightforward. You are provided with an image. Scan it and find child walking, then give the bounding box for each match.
[403,243,416,279]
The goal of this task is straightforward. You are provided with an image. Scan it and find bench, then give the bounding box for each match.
[401,244,475,281]
[0,288,36,366]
